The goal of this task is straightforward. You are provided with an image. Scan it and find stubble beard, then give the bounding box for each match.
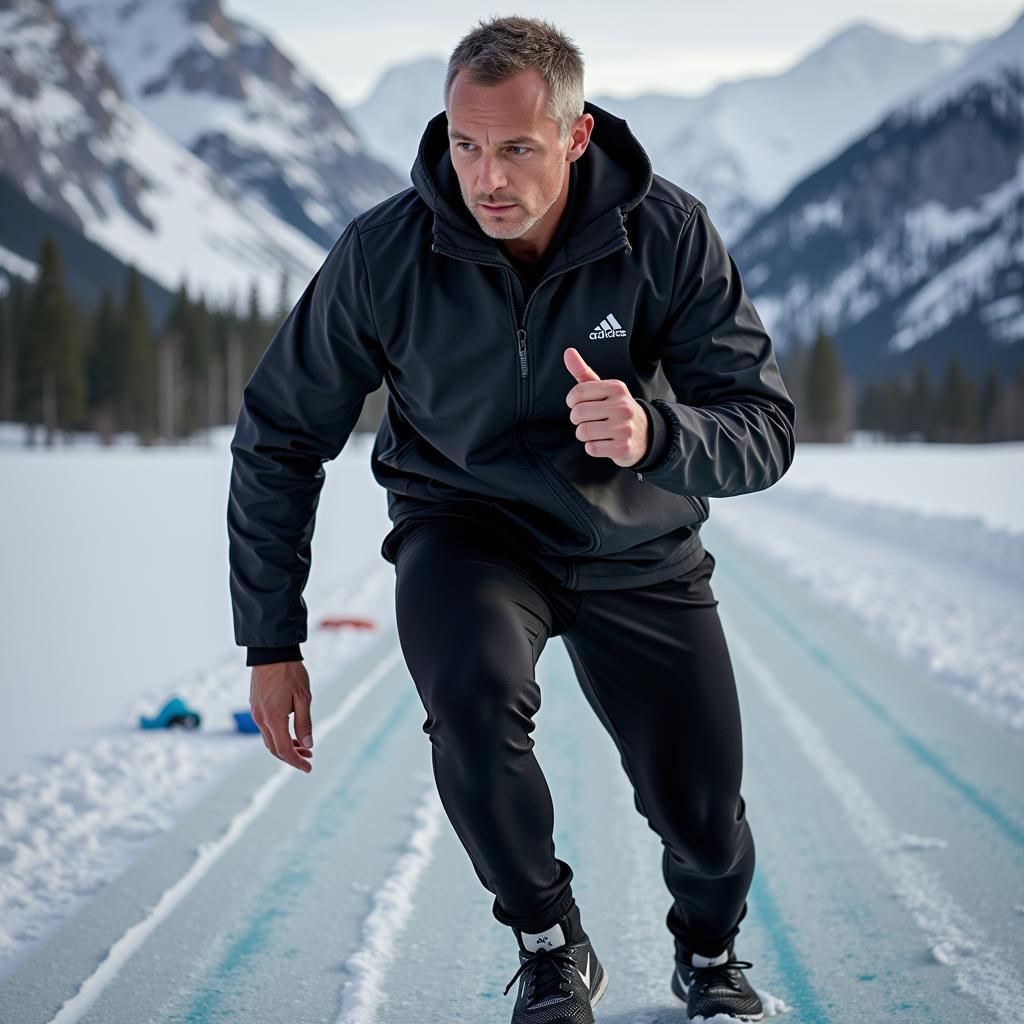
[462,176,563,241]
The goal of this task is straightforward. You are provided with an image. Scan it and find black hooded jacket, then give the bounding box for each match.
[228,100,796,665]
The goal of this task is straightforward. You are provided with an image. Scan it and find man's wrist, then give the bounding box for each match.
[630,398,672,472]
[247,644,303,667]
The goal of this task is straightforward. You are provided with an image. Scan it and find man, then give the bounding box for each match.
[228,15,794,1024]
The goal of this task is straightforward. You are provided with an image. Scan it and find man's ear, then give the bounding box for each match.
[570,112,594,158]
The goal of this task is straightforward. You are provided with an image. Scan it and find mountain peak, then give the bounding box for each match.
[54,0,405,247]
[906,6,1024,118]
[829,20,903,45]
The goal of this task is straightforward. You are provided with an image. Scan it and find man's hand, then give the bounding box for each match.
[249,662,314,773]
[564,347,649,467]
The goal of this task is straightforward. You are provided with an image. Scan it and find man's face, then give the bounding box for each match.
[446,68,580,242]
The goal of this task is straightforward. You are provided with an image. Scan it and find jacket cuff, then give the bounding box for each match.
[246,644,303,667]
[630,399,673,473]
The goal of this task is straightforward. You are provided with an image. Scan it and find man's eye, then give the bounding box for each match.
[455,143,530,155]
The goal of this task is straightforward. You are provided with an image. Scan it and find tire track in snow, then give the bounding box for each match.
[333,779,446,1024]
[727,626,1024,1024]
[41,645,405,1024]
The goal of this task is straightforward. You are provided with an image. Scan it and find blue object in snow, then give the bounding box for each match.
[139,696,202,730]
[233,710,261,734]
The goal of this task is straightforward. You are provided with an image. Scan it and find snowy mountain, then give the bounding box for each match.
[0,171,176,324]
[598,22,972,242]
[733,9,1024,383]
[348,56,448,184]
[348,23,969,244]
[0,0,326,311]
[54,0,405,249]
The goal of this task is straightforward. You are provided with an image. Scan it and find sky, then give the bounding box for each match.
[223,1,1022,107]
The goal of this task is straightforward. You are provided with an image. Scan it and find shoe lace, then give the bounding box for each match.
[503,947,577,1004]
[688,956,754,996]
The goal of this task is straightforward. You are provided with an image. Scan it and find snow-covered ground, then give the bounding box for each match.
[771,436,1024,535]
[0,430,1021,992]
[711,439,1024,743]
[0,425,393,975]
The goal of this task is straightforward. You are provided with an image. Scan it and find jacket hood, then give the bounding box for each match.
[410,99,654,260]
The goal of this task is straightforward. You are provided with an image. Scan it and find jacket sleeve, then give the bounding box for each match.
[227,218,387,650]
[631,201,796,496]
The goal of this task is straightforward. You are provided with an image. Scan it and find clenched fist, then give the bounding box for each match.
[564,347,649,468]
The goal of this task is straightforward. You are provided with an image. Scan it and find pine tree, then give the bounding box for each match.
[15,235,87,444]
[939,353,980,442]
[173,291,208,437]
[980,365,1001,442]
[1015,367,1024,440]
[779,335,807,441]
[0,286,8,421]
[3,278,29,425]
[208,307,228,430]
[0,278,21,422]
[160,284,190,440]
[87,288,120,443]
[274,266,292,327]
[232,277,271,416]
[119,265,157,443]
[857,378,884,436]
[882,378,905,438]
[804,325,843,441]
[244,278,264,374]
[908,359,933,441]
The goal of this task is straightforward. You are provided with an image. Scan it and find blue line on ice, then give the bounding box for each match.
[41,646,405,1024]
[728,627,1024,1024]
[720,560,1024,850]
[745,860,824,1020]
[184,682,417,1022]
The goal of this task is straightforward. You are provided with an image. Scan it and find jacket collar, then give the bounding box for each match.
[411,99,654,266]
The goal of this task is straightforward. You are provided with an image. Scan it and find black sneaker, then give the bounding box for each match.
[503,902,609,1023]
[670,939,764,1021]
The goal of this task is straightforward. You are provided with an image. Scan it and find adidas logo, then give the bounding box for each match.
[589,312,627,340]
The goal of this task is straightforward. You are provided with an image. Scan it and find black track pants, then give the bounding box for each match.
[392,515,754,958]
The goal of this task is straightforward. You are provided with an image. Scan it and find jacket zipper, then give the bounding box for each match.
[507,264,601,570]
[517,265,649,483]
[504,244,649,484]
[431,234,633,562]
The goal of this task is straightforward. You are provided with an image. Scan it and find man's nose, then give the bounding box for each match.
[477,154,507,194]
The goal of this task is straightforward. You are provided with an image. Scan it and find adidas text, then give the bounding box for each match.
[590,312,627,340]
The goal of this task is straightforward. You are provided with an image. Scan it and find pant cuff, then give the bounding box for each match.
[491,860,575,933]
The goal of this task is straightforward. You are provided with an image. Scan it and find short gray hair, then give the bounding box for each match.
[444,16,585,143]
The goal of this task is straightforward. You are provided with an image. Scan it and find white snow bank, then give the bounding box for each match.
[0,428,388,777]
[779,439,1024,535]
[336,779,445,1024]
[712,480,1024,742]
[0,561,396,981]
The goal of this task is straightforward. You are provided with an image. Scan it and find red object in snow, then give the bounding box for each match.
[318,616,377,631]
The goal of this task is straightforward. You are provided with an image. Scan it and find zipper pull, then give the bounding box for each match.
[517,328,528,377]
[636,472,644,482]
